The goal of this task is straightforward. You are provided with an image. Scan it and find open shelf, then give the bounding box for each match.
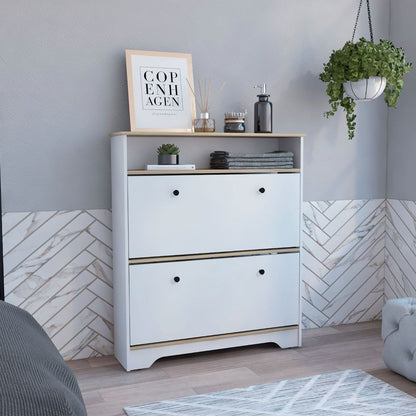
[113,132,304,172]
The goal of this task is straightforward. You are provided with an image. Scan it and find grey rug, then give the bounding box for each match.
[124,369,416,415]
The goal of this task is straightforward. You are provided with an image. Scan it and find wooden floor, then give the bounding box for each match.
[68,321,416,416]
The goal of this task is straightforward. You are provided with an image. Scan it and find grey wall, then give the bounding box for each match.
[0,0,390,212]
[387,0,416,200]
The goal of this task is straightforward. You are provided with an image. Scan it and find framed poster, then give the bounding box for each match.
[125,50,196,132]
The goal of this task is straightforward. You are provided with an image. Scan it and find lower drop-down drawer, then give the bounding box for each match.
[129,252,299,346]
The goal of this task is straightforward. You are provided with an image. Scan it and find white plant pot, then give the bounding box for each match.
[343,76,387,101]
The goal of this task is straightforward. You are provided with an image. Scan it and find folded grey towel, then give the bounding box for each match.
[211,161,293,167]
[218,157,294,162]
[210,151,294,158]
[211,164,294,169]
[211,165,294,170]
[211,165,294,169]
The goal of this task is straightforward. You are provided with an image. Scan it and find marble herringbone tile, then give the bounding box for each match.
[302,199,386,329]
[385,200,416,300]
[3,199,415,359]
[2,209,113,360]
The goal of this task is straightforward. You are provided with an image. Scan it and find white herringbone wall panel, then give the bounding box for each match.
[1,200,396,359]
[302,200,386,329]
[385,200,416,300]
[2,209,113,360]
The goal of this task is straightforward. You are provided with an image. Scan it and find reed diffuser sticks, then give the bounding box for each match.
[187,78,225,114]
[187,78,225,132]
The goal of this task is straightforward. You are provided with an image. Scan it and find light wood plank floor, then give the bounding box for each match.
[68,321,416,416]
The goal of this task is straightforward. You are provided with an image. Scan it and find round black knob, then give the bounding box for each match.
[173,190,180,196]
[259,269,265,275]
[173,276,180,283]
[259,187,265,194]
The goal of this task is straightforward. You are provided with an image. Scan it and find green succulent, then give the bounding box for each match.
[157,144,180,155]
[320,37,412,139]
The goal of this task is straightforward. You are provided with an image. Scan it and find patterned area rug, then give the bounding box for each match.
[124,369,416,415]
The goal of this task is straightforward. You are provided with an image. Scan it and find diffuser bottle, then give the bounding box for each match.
[254,84,272,133]
[194,112,215,132]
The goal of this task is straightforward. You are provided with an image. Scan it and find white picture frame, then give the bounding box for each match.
[125,50,196,132]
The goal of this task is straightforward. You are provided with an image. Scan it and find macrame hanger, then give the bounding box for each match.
[352,0,374,42]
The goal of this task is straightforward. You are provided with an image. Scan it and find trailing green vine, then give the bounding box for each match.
[320,37,412,139]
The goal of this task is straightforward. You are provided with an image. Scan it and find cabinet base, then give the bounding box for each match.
[117,327,301,371]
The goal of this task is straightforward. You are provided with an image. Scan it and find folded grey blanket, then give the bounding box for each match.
[0,301,87,415]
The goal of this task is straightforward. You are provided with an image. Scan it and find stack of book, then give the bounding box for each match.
[146,164,195,170]
[210,151,294,169]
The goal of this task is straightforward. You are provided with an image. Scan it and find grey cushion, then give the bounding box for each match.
[0,300,87,415]
[382,297,416,382]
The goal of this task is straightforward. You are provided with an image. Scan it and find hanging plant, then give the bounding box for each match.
[319,0,412,139]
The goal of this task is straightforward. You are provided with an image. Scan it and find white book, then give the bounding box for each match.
[146,164,196,170]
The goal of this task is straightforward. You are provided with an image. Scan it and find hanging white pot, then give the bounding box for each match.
[343,76,387,101]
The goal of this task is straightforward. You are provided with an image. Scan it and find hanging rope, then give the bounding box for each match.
[366,0,374,42]
[352,0,374,42]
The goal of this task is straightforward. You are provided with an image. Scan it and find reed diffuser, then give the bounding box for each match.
[187,78,225,132]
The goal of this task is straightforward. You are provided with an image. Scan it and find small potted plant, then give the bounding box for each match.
[157,143,180,165]
[320,37,412,139]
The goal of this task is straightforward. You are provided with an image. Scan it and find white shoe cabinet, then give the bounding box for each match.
[111,132,304,371]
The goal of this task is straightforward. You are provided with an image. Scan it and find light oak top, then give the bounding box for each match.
[130,325,299,350]
[128,168,300,175]
[110,131,306,138]
[129,247,300,264]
